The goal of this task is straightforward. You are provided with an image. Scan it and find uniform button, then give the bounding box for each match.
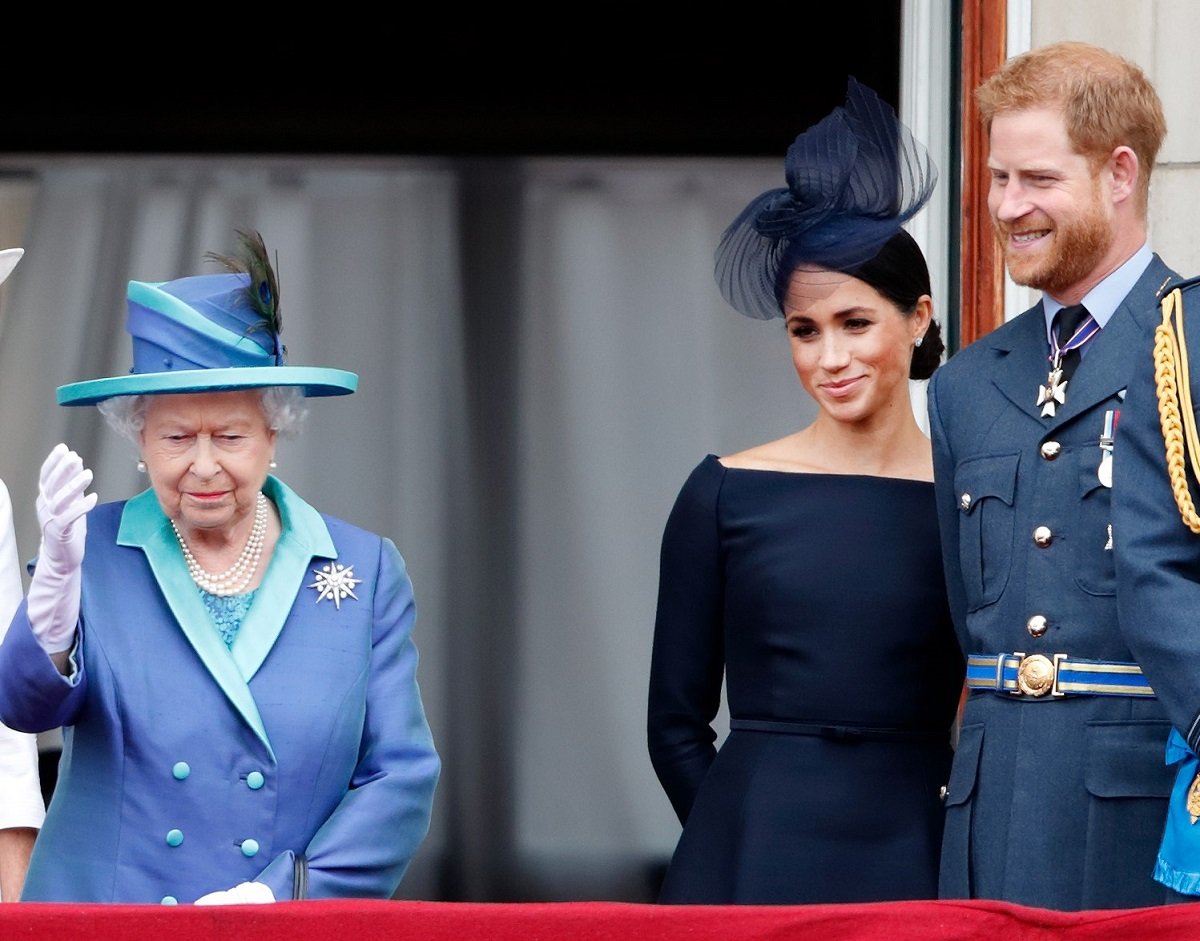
[241,839,260,858]
[1033,525,1053,547]
[246,771,265,790]
[166,829,184,847]
[960,492,972,510]
[172,762,190,781]
[161,896,178,905]
[1027,615,1049,637]
[1040,440,1062,460]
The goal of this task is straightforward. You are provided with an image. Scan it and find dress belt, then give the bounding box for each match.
[729,718,949,743]
[966,652,1155,698]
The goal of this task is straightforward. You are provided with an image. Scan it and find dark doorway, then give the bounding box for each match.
[7,9,902,158]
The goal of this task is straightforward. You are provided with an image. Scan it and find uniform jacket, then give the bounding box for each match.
[927,255,1179,911]
[0,476,440,904]
[1113,272,1200,889]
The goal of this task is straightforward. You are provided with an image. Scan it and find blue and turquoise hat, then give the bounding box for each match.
[56,234,358,406]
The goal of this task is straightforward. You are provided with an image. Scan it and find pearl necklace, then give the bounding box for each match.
[170,493,268,597]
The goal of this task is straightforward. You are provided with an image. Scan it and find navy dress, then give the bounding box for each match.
[647,455,964,904]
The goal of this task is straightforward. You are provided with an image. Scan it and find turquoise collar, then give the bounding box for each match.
[117,476,336,757]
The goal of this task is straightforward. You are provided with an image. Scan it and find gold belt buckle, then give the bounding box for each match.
[1014,653,1066,697]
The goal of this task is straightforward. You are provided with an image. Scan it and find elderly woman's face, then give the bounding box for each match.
[139,390,277,536]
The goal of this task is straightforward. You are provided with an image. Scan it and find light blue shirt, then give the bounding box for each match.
[1041,243,1153,353]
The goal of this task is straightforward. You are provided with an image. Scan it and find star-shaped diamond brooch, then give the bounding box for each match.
[308,562,362,609]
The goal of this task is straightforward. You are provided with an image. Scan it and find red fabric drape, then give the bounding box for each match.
[4,899,1200,941]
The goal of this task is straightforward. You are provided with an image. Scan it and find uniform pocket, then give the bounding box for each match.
[1080,720,1175,909]
[939,722,983,898]
[954,453,1019,612]
[1075,450,1116,596]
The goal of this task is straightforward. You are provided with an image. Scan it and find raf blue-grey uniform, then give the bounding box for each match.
[1114,271,1200,895]
[927,246,1180,910]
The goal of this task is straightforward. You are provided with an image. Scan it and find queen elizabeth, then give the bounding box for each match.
[0,231,440,904]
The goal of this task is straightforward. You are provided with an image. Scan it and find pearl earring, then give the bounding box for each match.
[269,460,278,469]
[914,335,924,348]
[136,460,146,473]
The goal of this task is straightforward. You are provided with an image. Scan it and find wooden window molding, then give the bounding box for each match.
[959,0,1009,347]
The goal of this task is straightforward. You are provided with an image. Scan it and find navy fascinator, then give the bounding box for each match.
[714,77,938,320]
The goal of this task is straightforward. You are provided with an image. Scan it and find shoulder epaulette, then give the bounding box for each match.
[1155,284,1200,533]
[1159,274,1200,300]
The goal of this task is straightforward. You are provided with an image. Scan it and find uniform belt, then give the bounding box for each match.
[966,652,1154,698]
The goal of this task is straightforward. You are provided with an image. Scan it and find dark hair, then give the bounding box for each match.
[843,229,943,381]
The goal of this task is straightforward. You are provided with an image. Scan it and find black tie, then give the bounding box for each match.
[1052,303,1090,386]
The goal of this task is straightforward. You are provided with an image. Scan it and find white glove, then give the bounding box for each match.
[194,881,276,905]
[27,444,97,655]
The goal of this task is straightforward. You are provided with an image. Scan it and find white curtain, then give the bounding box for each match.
[512,160,813,898]
[0,154,817,901]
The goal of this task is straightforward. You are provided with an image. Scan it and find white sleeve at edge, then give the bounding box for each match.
[0,477,46,832]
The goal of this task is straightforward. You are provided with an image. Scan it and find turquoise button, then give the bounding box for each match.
[241,838,260,858]
[166,829,184,847]
[246,771,264,790]
[161,896,178,905]
[172,762,190,781]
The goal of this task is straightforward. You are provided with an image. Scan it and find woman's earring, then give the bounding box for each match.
[269,460,278,469]
[914,334,925,348]
[136,460,146,473]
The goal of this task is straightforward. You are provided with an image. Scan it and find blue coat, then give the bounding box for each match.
[927,255,1178,910]
[0,476,440,904]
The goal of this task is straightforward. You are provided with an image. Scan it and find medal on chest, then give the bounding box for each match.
[1037,362,1068,418]
[1037,309,1100,418]
[1098,409,1117,488]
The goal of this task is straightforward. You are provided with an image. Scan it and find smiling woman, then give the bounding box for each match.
[783,259,933,457]
[646,78,964,905]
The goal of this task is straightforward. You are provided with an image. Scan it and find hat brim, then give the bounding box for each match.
[56,366,358,406]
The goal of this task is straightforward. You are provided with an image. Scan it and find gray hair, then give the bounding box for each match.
[97,387,309,442]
